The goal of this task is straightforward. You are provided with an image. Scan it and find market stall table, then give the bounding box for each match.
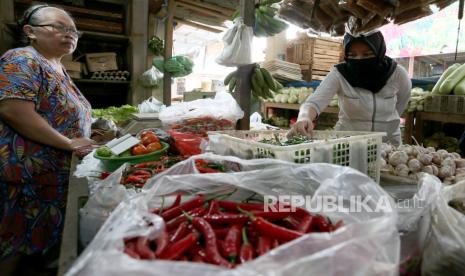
[58,154,89,276]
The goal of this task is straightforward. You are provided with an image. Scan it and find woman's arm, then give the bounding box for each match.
[395,66,412,115]
[288,68,341,137]
[0,99,91,151]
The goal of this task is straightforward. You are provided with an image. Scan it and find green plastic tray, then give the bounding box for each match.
[94,141,169,171]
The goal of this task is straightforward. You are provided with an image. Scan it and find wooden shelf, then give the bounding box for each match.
[80,31,129,43]
[72,79,130,84]
[261,101,340,115]
[414,111,465,142]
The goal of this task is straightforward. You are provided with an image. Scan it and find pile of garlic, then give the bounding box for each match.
[380,143,465,185]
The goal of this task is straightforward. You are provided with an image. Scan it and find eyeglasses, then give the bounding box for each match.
[30,24,83,38]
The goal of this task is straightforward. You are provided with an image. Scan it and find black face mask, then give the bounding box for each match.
[336,32,397,93]
[346,57,383,77]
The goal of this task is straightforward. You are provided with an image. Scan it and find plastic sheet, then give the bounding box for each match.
[67,163,400,276]
[422,180,465,275]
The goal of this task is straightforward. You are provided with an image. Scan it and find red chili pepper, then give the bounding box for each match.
[123,241,141,259]
[161,195,205,221]
[122,175,146,185]
[313,215,331,232]
[189,244,207,259]
[134,161,161,168]
[150,194,182,215]
[216,238,227,259]
[135,237,156,259]
[280,216,300,230]
[197,166,222,174]
[272,239,280,249]
[192,254,205,262]
[131,170,152,176]
[223,224,242,263]
[154,230,169,256]
[169,221,189,243]
[158,232,199,260]
[296,215,314,233]
[239,227,254,263]
[207,200,220,216]
[251,217,303,242]
[100,171,111,179]
[213,228,229,239]
[204,211,291,225]
[166,206,207,231]
[217,201,264,212]
[257,236,271,256]
[192,217,232,268]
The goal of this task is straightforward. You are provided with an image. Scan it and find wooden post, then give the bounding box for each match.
[408,56,415,78]
[234,0,255,130]
[163,0,175,106]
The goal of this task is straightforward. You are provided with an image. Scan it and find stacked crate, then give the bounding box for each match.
[286,34,343,82]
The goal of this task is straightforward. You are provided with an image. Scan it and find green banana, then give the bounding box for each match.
[261,84,273,99]
[275,80,283,90]
[260,68,276,91]
[251,74,263,97]
[254,68,265,87]
[229,76,237,92]
[224,71,236,85]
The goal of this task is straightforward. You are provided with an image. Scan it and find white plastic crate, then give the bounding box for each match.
[207,130,385,182]
[424,95,465,114]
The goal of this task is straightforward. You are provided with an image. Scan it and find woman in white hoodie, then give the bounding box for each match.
[288,31,411,146]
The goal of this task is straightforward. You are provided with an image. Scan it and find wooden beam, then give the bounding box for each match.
[174,17,225,33]
[234,0,255,130]
[163,0,175,106]
[177,0,235,16]
[176,1,230,21]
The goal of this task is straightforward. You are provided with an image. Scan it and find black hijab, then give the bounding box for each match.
[336,31,397,93]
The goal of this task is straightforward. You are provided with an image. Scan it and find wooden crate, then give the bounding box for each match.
[287,35,342,82]
[286,35,342,65]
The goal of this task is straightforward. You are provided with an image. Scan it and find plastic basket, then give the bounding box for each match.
[207,130,385,182]
[424,95,465,114]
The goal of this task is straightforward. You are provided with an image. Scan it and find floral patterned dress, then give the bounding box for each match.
[0,46,92,259]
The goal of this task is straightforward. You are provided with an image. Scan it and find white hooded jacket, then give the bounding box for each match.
[299,65,411,146]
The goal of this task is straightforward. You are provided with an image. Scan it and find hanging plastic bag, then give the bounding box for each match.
[139,66,163,88]
[393,173,442,276]
[66,163,400,276]
[216,17,253,67]
[159,91,244,129]
[421,180,465,275]
[138,96,166,113]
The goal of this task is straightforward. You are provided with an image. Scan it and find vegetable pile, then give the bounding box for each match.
[95,130,164,158]
[262,86,314,104]
[92,105,138,124]
[123,193,341,266]
[380,143,465,185]
[153,56,194,78]
[170,117,236,137]
[424,132,461,153]
[431,63,465,96]
[407,87,429,112]
[259,135,314,146]
[148,36,164,56]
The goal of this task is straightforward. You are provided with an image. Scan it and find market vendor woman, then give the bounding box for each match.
[288,31,411,146]
[0,4,93,274]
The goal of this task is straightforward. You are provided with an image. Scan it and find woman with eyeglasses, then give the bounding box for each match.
[288,31,411,146]
[0,4,93,274]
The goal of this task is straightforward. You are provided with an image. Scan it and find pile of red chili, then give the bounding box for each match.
[123,194,342,267]
[195,159,226,173]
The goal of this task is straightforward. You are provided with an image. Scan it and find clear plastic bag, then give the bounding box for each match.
[216,17,253,67]
[159,91,244,127]
[393,174,442,276]
[66,163,400,276]
[138,96,166,113]
[422,180,465,275]
[139,66,163,88]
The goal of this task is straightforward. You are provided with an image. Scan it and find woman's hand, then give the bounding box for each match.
[68,137,95,151]
[287,119,314,138]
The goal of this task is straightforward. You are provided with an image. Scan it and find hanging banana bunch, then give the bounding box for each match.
[232,0,288,37]
[223,65,283,99]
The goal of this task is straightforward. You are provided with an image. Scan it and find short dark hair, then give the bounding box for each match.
[17,4,75,45]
